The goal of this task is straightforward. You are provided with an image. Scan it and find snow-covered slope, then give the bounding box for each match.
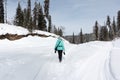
[0,23,57,37]
[0,24,120,80]
[0,24,29,35]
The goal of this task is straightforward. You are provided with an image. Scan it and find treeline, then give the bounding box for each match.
[14,0,47,32]
[14,0,64,36]
[93,11,120,41]
[67,10,120,44]
[93,15,117,41]
[0,0,64,36]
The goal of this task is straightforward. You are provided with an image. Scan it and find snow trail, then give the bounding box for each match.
[67,42,116,80]
[0,36,119,80]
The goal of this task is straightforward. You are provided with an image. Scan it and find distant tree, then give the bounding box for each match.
[60,29,63,36]
[109,29,114,40]
[14,2,24,26]
[38,3,47,31]
[106,15,114,40]
[84,34,89,42]
[57,27,60,35]
[0,0,4,23]
[112,17,116,36]
[93,21,99,40]
[106,16,111,27]
[99,26,104,41]
[117,11,120,32]
[105,26,109,41]
[58,28,63,37]
[57,26,64,36]
[51,25,64,36]
[79,29,83,43]
[99,26,109,41]
[53,25,58,35]
[72,32,75,43]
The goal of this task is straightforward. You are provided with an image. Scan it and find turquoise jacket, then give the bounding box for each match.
[55,38,65,51]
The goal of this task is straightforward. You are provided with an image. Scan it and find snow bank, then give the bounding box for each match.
[0,24,58,38]
[33,30,57,37]
[0,24,29,35]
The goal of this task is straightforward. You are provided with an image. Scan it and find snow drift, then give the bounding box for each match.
[0,24,57,40]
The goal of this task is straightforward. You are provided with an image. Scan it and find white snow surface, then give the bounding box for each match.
[0,24,120,80]
[0,24,29,35]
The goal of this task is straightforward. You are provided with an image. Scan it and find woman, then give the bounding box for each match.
[54,37,65,62]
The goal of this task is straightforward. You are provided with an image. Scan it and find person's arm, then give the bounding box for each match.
[54,40,59,50]
[62,41,65,55]
[62,41,65,50]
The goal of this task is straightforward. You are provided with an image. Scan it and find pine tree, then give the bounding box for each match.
[57,27,60,35]
[48,15,52,32]
[117,11,120,31]
[80,29,83,43]
[14,2,24,26]
[106,15,114,40]
[93,21,99,40]
[99,26,104,41]
[44,0,49,17]
[57,28,63,37]
[33,1,37,30]
[72,32,75,44]
[104,26,109,41]
[29,16,33,32]
[20,11,24,26]
[44,0,52,32]
[53,25,58,35]
[38,3,47,31]
[112,17,116,36]
[0,0,4,23]
[106,16,111,26]
[23,8,27,28]
[26,0,31,29]
[99,26,109,41]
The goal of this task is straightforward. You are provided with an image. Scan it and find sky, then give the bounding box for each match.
[7,0,120,35]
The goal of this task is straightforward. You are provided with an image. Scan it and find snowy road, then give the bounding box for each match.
[0,37,120,80]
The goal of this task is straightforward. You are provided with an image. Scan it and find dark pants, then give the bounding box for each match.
[58,50,63,62]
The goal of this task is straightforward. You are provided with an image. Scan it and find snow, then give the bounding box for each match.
[0,24,120,80]
[33,30,57,37]
[0,23,57,37]
[0,24,29,35]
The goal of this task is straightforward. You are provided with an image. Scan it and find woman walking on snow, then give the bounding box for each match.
[54,37,65,62]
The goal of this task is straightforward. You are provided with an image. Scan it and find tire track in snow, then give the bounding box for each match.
[68,42,117,80]
[104,51,118,80]
[104,41,118,80]
[90,42,118,80]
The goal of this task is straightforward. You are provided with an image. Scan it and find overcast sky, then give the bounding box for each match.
[7,0,120,35]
